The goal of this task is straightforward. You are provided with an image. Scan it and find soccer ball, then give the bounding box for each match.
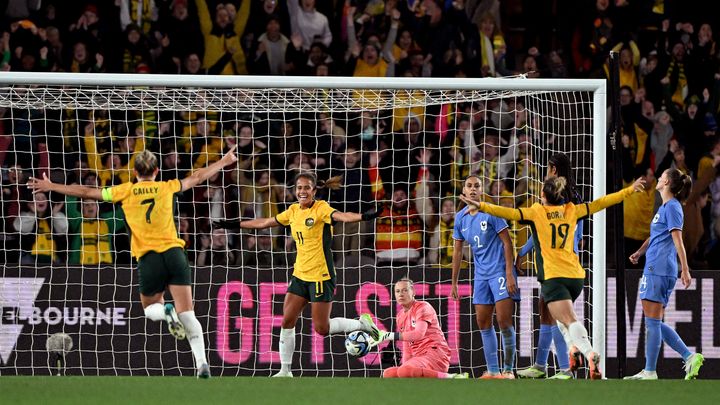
[345,330,371,357]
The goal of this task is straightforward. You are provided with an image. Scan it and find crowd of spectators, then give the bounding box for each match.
[0,0,719,269]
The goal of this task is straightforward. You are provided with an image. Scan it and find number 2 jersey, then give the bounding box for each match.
[452,207,508,280]
[102,179,185,259]
[275,200,336,283]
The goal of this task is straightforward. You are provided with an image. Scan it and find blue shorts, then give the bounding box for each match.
[472,273,521,305]
[639,274,676,307]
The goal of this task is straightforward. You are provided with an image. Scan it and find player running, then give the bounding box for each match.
[516,154,579,379]
[214,172,382,377]
[450,175,519,379]
[27,148,240,378]
[624,168,704,380]
[460,175,646,380]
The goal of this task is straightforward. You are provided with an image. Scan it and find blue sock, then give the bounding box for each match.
[501,327,516,372]
[551,325,570,370]
[481,327,500,373]
[661,322,692,361]
[644,317,662,372]
[535,324,553,368]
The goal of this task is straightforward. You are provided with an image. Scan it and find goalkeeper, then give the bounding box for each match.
[214,172,382,377]
[28,147,240,379]
[365,278,468,379]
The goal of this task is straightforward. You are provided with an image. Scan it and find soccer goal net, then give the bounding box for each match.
[0,73,606,377]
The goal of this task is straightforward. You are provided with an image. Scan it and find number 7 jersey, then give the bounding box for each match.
[102,179,185,259]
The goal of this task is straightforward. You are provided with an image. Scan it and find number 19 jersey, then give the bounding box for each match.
[102,179,185,259]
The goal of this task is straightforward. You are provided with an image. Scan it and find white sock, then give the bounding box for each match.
[279,328,295,373]
[556,320,571,346]
[568,321,594,357]
[329,318,364,334]
[178,311,208,368]
[144,303,165,322]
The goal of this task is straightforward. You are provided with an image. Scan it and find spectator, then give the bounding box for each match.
[13,191,68,265]
[329,144,371,257]
[195,0,251,75]
[287,0,332,51]
[196,228,235,266]
[623,168,657,268]
[65,197,125,266]
[119,0,158,35]
[425,197,466,268]
[375,187,424,264]
[250,15,290,75]
[160,0,204,59]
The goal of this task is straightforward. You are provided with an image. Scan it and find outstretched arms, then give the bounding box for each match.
[459,195,522,221]
[28,173,104,200]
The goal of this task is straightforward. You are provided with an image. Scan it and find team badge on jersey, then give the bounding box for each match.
[411,318,416,327]
[652,213,660,223]
[305,218,315,228]
[480,221,488,231]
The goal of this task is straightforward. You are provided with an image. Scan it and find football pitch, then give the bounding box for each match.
[1,377,718,405]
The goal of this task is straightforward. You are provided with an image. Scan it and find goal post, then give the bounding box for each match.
[0,72,606,377]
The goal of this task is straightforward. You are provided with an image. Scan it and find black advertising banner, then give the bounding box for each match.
[1,266,717,378]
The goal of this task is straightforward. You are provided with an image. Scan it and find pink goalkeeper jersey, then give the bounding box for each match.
[397,300,450,359]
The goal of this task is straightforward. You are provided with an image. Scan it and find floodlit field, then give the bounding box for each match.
[1,377,718,405]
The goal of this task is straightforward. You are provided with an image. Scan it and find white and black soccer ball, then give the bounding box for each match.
[345,330,371,357]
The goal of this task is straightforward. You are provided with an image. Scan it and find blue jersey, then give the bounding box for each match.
[644,198,683,277]
[453,207,508,280]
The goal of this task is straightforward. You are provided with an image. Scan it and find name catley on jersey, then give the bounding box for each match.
[102,179,185,259]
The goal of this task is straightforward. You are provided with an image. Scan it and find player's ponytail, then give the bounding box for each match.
[134,150,158,177]
[666,168,692,202]
[542,176,567,205]
[548,153,582,203]
[317,175,343,191]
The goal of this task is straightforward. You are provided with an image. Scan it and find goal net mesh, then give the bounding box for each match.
[0,81,598,376]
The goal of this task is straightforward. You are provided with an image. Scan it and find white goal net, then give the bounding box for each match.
[0,73,606,377]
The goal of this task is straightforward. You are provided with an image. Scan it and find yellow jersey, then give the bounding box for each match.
[478,186,635,281]
[102,179,185,259]
[276,200,336,282]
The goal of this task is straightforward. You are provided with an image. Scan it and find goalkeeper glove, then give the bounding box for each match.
[361,206,383,221]
[212,219,241,230]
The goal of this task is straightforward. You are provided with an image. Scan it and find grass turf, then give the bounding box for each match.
[1,377,717,405]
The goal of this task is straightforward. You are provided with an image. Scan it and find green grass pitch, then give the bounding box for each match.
[1,377,718,405]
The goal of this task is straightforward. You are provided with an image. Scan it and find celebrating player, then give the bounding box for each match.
[369,278,468,379]
[450,175,518,379]
[517,154,579,379]
[214,172,382,377]
[624,169,704,380]
[27,147,240,378]
[460,175,646,379]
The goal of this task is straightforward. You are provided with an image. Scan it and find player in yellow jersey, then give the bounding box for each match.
[214,172,382,377]
[460,175,645,380]
[28,147,239,379]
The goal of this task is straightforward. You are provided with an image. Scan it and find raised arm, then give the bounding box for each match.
[214,217,281,230]
[27,172,104,200]
[180,146,237,191]
[459,195,522,221]
[577,178,645,218]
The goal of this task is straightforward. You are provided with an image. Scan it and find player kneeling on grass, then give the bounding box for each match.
[365,278,468,379]
[214,172,382,377]
[624,169,704,380]
[460,175,646,380]
[28,147,240,379]
[450,175,518,379]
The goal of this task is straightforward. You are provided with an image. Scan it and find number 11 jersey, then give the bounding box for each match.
[102,179,185,259]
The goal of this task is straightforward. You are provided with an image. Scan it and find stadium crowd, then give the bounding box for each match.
[0,0,719,269]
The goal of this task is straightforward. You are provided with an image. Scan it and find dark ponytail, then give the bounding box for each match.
[548,153,582,203]
[666,169,692,202]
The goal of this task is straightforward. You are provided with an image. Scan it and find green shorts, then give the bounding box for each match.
[137,247,192,296]
[541,277,584,304]
[287,275,335,302]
